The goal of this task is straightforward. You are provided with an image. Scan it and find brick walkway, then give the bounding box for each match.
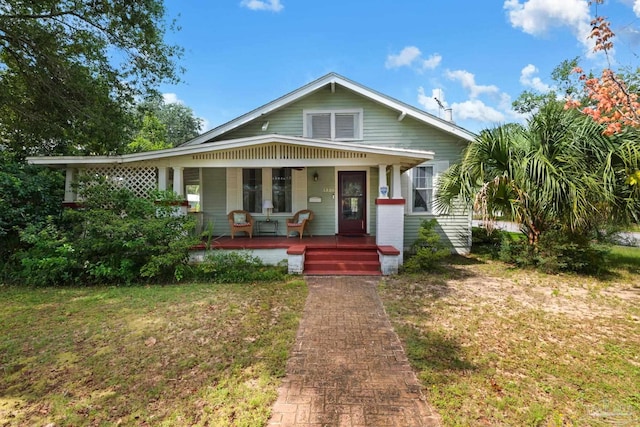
[267,276,441,427]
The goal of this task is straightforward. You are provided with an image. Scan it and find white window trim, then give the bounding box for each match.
[237,167,296,215]
[406,160,449,215]
[303,109,364,141]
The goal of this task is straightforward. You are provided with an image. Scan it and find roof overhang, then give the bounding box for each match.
[27,134,434,171]
[180,73,476,147]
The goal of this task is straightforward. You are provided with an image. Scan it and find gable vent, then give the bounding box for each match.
[191,143,367,161]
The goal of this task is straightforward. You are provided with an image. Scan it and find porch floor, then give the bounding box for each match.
[197,234,378,250]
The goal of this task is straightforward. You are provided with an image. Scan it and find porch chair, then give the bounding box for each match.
[227,210,254,239]
[286,209,314,239]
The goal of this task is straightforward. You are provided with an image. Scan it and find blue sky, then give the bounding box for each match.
[158,0,640,134]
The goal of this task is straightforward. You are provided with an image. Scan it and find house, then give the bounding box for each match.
[27,73,476,275]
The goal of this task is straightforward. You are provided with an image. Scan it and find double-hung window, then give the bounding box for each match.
[242,168,292,214]
[271,168,292,213]
[242,169,262,212]
[304,109,362,140]
[409,161,449,214]
[412,165,434,212]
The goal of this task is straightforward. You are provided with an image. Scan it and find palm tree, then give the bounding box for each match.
[436,102,640,246]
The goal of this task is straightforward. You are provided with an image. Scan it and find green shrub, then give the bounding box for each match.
[197,251,287,283]
[0,154,64,274]
[471,226,516,256]
[403,219,450,273]
[16,219,82,286]
[498,228,610,274]
[13,183,197,286]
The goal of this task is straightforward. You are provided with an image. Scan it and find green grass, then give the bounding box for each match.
[0,280,307,426]
[606,245,640,275]
[380,247,640,426]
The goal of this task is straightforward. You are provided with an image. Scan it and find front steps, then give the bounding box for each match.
[303,247,381,276]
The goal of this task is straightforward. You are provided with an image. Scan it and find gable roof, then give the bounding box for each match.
[181,72,476,147]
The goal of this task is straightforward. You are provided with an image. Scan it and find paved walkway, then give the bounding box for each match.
[267,276,441,427]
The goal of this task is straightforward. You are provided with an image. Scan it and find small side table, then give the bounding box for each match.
[257,220,278,236]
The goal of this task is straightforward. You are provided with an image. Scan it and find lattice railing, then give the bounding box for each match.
[80,166,157,198]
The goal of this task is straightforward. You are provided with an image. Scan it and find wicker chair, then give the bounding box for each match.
[227,210,254,239]
[286,209,314,239]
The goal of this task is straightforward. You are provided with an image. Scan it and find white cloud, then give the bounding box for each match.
[417,87,446,114]
[445,69,500,99]
[504,0,593,53]
[635,0,640,16]
[385,46,422,69]
[385,46,441,71]
[240,0,283,12]
[418,87,507,125]
[421,54,442,70]
[450,99,506,123]
[162,93,183,104]
[200,118,212,132]
[503,0,590,36]
[519,64,551,92]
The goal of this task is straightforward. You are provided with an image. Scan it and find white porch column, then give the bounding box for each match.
[157,167,168,191]
[64,168,75,202]
[378,164,389,198]
[376,199,405,266]
[172,166,187,216]
[172,166,184,196]
[392,164,402,199]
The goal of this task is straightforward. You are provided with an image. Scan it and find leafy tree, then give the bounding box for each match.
[126,112,172,153]
[136,94,203,147]
[513,58,581,114]
[564,1,640,136]
[435,102,640,247]
[0,0,182,156]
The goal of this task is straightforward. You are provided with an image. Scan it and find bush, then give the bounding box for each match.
[498,228,610,274]
[12,183,197,286]
[0,154,64,273]
[196,251,287,283]
[471,226,514,256]
[403,219,450,273]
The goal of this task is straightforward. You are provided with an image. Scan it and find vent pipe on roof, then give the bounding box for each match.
[444,108,453,123]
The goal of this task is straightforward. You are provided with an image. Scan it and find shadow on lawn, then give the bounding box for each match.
[397,324,477,386]
[604,250,640,277]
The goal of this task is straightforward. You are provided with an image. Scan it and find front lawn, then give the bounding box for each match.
[380,247,640,426]
[0,280,307,426]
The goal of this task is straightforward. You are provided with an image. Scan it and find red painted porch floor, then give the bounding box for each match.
[200,234,378,250]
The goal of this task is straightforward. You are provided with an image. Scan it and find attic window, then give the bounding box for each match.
[304,109,362,140]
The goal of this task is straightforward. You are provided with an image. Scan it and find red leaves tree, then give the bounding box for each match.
[565,1,640,136]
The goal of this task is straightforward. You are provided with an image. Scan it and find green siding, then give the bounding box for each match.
[201,168,229,236]
[404,213,470,252]
[209,85,470,245]
[215,85,469,159]
[305,166,336,236]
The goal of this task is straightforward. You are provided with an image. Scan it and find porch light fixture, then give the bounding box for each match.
[262,199,274,221]
[313,171,319,182]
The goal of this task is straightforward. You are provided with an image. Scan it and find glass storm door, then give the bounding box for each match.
[338,171,366,235]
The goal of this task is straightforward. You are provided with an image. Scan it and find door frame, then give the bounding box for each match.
[334,166,371,235]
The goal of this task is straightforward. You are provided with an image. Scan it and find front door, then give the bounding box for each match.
[338,171,366,235]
